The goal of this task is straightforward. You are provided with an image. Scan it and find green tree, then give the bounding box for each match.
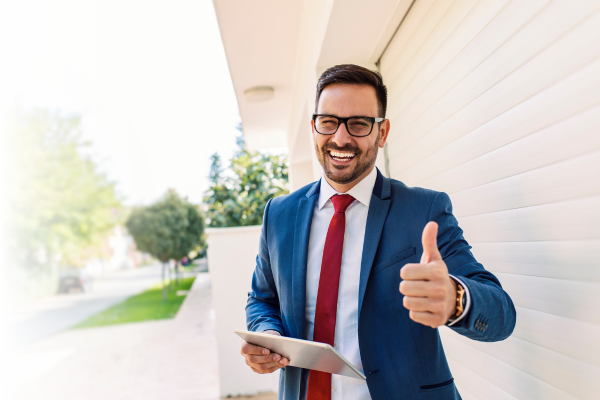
[203,132,289,227]
[5,109,121,270]
[126,190,204,299]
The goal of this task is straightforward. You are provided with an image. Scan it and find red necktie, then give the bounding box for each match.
[307,194,355,400]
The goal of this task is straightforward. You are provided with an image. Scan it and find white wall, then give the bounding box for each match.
[206,226,279,397]
[380,0,600,399]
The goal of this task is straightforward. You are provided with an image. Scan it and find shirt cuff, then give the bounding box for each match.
[447,275,471,327]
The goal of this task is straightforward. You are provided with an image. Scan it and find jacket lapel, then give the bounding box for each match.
[358,169,391,317]
[291,180,320,339]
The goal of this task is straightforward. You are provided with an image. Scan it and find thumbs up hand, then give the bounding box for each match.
[399,222,458,328]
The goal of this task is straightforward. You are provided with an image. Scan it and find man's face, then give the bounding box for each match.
[312,83,389,186]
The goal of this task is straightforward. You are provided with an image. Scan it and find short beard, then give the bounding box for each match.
[316,131,380,185]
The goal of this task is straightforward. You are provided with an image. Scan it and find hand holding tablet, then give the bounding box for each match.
[236,330,366,380]
[240,330,290,374]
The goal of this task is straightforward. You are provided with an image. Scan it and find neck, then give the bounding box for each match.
[324,165,375,193]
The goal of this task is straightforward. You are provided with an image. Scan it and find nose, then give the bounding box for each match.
[331,121,353,147]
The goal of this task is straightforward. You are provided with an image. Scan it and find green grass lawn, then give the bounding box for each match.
[72,276,196,329]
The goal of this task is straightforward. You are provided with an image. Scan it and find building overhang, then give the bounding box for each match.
[213,0,413,151]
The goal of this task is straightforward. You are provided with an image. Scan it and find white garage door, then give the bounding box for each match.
[379,0,600,399]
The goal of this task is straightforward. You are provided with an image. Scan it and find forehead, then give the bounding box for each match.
[317,83,378,116]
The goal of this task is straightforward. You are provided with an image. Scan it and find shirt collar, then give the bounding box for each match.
[318,167,378,210]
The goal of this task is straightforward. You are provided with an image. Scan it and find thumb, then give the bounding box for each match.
[421,221,442,263]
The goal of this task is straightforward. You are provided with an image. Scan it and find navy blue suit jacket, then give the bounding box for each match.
[246,169,516,399]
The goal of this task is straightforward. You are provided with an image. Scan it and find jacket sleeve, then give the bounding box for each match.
[430,191,516,342]
[246,199,285,335]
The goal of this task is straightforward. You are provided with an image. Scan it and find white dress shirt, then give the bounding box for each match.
[304,168,470,400]
[305,167,377,400]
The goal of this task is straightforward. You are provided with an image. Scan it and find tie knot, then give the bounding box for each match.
[331,194,355,213]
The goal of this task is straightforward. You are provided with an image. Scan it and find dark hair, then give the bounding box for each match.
[315,64,388,118]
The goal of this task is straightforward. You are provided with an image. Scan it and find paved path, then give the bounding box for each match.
[3,262,203,347]
[3,272,231,400]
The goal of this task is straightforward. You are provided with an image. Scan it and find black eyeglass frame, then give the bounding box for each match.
[312,114,385,137]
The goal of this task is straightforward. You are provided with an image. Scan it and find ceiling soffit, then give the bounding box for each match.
[212,0,303,150]
[213,0,412,151]
[317,0,414,71]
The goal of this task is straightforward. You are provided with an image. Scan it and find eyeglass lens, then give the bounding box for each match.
[315,116,373,137]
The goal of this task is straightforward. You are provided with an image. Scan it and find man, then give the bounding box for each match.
[241,64,516,399]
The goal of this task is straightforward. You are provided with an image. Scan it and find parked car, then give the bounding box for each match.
[57,268,92,293]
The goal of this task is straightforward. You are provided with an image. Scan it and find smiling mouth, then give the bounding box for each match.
[328,150,356,163]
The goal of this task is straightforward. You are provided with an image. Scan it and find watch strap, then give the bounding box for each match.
[447,282,466,324]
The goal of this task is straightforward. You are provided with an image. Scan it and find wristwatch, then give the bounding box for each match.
[447,282,466,324]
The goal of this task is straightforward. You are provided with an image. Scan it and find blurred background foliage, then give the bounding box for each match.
[203,131,289,227]
[5,109,122,269]
[126,190,205,299]
[2,109,123,303]
[2,110,287,304]
[126,190,205,264]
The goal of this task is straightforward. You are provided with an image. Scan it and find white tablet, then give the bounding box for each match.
[235,329,366,380]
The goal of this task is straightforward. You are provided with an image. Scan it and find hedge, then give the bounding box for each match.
[0,260,58,308]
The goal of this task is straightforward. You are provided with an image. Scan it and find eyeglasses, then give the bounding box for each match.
[312,114,384,137]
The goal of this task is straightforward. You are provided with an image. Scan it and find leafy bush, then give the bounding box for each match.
[126,190,205,263]
[203,134,288,227]
[1,260,58,308]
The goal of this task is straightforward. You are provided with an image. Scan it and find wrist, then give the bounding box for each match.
[447,279,466,324]
[446,278,458,320]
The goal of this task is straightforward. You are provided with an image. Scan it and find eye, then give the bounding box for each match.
[348,118,371,129]
[316,116,339,129]
[349,120,369,128]
[317,117,337,124]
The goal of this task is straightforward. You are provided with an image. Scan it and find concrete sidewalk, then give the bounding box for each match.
[3,263,169,347]
[4,272,235,400]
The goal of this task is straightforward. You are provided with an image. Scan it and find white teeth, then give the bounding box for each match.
[329,151,355,159]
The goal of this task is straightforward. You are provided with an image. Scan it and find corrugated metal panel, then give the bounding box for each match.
[379,0,600,398]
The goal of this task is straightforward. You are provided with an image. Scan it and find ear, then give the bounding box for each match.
[378,119,390,148]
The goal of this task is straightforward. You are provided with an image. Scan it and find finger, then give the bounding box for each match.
[403,296,430,312]
[241,341,270,356]
[248,360,279,371]
[409,310,446,328]
[399,280,434,296]
[400,279,451,299]
[421,221,442,264]
[400,263,431,280]
[250,365,280,374]
[279,357,289,367]
[403,296,446,314]
[246,353,282,364]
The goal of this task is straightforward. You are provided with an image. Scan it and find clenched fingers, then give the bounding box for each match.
[403,296,446,314]
[245,355,289,372]
[409,310,448,329]
[400,263,429,280]
[241,339,289,374]
[245,353,281,364]
[399,280,433,297]
[400,262,447,281]
[241,340,270,356]
[400,280,450,300]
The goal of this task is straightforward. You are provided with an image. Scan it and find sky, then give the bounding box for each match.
[0,0,243,205]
